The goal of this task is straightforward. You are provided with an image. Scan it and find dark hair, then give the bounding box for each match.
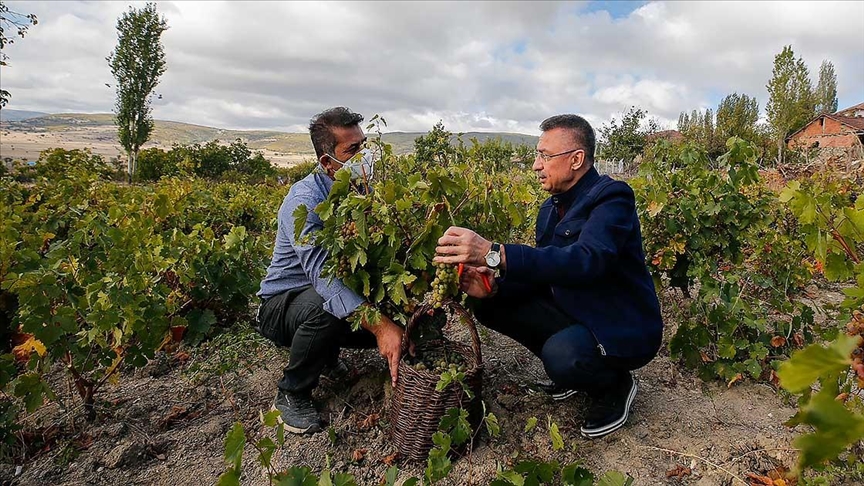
[539,114,596,164]
[309,107,364,159]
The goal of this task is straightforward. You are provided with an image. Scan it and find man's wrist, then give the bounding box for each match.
[352,303,378,333]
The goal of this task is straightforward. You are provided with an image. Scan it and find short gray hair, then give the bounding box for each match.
[539,114,596,164]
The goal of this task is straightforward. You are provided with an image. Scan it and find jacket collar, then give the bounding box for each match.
[549,166,600,210]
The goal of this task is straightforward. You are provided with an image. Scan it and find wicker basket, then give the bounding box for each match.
[389,299,483,462]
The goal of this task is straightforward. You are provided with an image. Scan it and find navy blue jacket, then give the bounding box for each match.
[499,167,663,358]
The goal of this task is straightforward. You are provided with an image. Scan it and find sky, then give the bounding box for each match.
[1,1,863,135]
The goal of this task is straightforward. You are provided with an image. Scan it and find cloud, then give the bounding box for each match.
[2,1,862,134]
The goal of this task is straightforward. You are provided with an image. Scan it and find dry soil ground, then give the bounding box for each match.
[4,287,855,486]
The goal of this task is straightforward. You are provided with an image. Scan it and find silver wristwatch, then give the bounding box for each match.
[484,243,501,268]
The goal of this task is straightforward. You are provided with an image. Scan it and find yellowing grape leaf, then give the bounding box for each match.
[12,334,46,362]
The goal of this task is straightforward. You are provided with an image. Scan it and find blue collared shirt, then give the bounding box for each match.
[258,171,365,319]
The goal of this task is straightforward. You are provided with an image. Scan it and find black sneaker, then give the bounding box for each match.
[320,358,350,383]
[529,380,579,401]
[273,390,322,435]
[580,372,637,438]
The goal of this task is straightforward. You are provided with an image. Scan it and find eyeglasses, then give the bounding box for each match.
[534,148,583,163]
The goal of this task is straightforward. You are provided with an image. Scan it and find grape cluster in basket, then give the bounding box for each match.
[408,348,468,374]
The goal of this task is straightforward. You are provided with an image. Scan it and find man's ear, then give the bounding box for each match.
[319,154,335,175]
[570,151,585,172]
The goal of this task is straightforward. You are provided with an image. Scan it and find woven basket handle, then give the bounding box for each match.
[402,298,483,365]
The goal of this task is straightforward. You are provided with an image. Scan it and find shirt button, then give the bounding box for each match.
[565,230,571,236]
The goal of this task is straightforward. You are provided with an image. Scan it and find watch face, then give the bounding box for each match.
[486,251,501,267]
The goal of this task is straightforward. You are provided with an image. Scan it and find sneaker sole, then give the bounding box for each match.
[551,389,578,401]
[579,377,637,439]
[271,405,322,435]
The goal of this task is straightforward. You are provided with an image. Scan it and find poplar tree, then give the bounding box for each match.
[108,3,167,180]
[766,46,814,165]
[814,60,838,115]
[716,93,759,144]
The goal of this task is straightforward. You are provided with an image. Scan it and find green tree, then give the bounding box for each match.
[677,109,702,138]
[597,106,659,163]
[766,45,814,165]
[415,121,457,166]
[108,2,168,181]
[677,111,689,133]
[703,107,716,152]
[0,1,38,109]
[814,60,838,115]
[135,146,184,181]
[716,92,760,144]
[677,108,722,155]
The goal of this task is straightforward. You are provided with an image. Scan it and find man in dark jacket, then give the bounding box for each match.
[434,114,663,438]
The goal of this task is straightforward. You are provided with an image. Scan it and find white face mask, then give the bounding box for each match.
[328,147,377,182]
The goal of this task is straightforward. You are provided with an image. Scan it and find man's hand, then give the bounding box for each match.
[459,266,497,298]
[370,314,406,387]
[434,226,492,266]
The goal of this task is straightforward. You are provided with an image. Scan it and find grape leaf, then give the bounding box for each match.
[777,334,858,393]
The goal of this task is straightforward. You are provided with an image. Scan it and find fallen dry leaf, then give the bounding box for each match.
[813,260,824,274]
[358,413,380,430]
[158,405,201,430]
[665,464,691,479]
[700,351,713,363]
[766,466,794,486]
[381,452,399,465]
[792,333,805,347]
[745,473,775,486]
[769,370,781,387]
[351,448,367,463]
[727,373,744,388]
[770,336,787,348]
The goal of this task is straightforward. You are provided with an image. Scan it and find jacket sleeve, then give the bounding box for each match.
[281,191,365,319]
[503,182,636,286]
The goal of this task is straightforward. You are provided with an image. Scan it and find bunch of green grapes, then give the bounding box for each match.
[340,221,358,239]
[429,262,459,308]
[410,348,468,374]
[333,222,359,278]
[334,256,349,278]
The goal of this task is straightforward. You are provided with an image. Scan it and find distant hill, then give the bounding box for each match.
[0,109,50,122]
[0,112,537,155]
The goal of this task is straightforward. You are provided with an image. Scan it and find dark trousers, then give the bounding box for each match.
[255,286,377,394]
[472,290,653,397]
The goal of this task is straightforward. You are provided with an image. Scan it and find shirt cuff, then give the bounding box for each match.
[323,288,365,319]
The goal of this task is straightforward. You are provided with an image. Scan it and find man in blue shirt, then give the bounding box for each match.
[434,114,663,439]
[257,107,405,434]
